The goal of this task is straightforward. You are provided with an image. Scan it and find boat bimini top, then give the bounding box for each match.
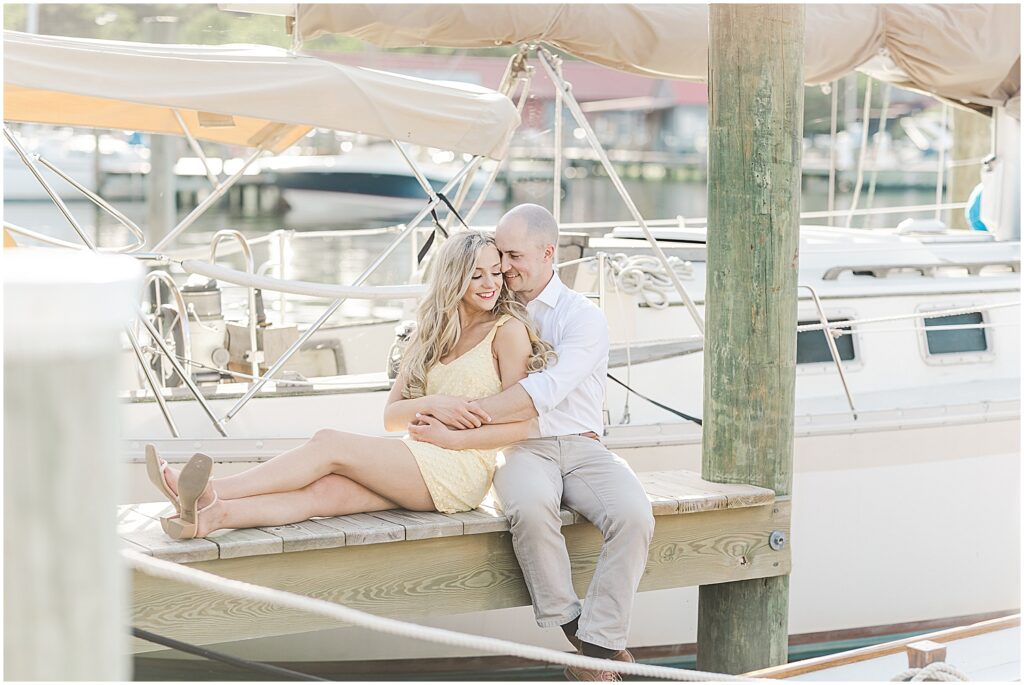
[284,3,1020,115]
[2,28,526,437]
[3,30,520,159]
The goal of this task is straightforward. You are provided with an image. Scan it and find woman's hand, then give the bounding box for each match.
[419,395,491,430]
[408,414,462,449]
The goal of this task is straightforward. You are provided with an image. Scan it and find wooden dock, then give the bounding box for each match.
[121,468,789,654]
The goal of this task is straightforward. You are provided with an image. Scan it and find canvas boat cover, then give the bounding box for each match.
[3,30,520,158]
[292,4,1020,113]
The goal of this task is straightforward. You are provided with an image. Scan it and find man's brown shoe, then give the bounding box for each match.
[564,648,634,681]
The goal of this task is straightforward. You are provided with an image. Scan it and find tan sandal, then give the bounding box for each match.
[145,444,180,515]
[159,452,213,540]
[160,494,219,540]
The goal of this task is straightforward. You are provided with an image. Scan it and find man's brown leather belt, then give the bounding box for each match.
[578,431,601,441]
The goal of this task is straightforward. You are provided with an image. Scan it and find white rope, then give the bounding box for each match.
[123,550,757,682]
[795,302,1019,333]
[817,321,1018,337]
[600,253,695,309]
[890,661,970,682]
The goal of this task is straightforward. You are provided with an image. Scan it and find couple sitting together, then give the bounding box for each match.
[147,203,655,679]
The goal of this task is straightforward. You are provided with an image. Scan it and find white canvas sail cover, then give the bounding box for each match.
[3,30,520,158]
[292,4,1020,113]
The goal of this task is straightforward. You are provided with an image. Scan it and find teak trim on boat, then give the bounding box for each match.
[744,613,1021,678]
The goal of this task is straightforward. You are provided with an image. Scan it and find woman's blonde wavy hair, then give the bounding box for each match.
[399,230,556,399]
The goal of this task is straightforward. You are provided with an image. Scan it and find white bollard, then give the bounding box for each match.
[4,248,143,680]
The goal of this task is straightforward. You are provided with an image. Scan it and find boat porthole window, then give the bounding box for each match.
[923,312,988,355]
[796,319,856,365]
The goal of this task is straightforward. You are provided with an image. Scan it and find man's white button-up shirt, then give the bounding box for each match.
[518,272,608,437]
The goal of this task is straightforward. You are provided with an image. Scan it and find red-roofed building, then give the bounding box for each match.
[314,51,709,153]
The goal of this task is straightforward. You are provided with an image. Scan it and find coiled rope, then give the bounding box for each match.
[890,662,970,682]
[123,550,758,682]
[600,253,695,309]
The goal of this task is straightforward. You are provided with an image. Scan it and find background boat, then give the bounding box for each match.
[258,144,504,223]
[4,5,1019,680]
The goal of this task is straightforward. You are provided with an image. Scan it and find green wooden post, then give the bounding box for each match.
[697,4,804,675]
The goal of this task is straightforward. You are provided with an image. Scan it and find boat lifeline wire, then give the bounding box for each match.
[132,627,328,681]
[123,550,761,682]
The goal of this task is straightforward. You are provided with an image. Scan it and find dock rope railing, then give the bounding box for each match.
[123,550,760,682]
[795,302,1019,334]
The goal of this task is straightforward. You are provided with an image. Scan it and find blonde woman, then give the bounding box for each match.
[147,231,554,540]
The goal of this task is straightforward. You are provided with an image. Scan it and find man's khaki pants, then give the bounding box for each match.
[492,435,655,651]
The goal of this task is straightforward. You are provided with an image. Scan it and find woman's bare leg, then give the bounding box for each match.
[195,474,404,537]
[162,430,432,510]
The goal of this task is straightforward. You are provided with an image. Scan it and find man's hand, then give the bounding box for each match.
[419,395,491,430]
[407,414,462,449]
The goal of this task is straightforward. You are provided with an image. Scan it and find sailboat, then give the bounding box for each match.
[4,4,1019,677]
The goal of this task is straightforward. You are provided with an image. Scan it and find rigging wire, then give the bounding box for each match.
[132,627,328,681]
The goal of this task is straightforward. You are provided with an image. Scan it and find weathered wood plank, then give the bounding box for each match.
[637,472,693,514]
[206,527,283,559]
[369,510,464,541]
[658,471,773,509]
[258,519,346,553]
[446,507,510,535]
[635,473,683,508]
[121,538,153,556]
[315,513,404,546]
[118,468,777,560]
[118,511,219,563]
[130,500,789,653]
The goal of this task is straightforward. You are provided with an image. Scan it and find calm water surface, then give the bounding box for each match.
[5,177,943,326]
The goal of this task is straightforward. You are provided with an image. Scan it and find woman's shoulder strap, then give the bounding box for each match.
[487,314,517,344]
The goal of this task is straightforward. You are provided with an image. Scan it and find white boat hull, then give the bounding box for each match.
[124,398,1020,665]
[123,229,1019,669]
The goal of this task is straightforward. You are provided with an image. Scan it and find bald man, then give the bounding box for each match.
[420,204,654,679]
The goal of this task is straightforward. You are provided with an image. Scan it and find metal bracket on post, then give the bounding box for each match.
[536,49,705,336]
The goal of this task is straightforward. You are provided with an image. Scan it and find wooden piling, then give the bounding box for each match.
[143,17,179,245]
[4,249,143,679]
[698,4,804,674]
[949,108,991,230]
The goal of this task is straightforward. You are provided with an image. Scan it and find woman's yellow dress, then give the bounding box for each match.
[403,315,510,513]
